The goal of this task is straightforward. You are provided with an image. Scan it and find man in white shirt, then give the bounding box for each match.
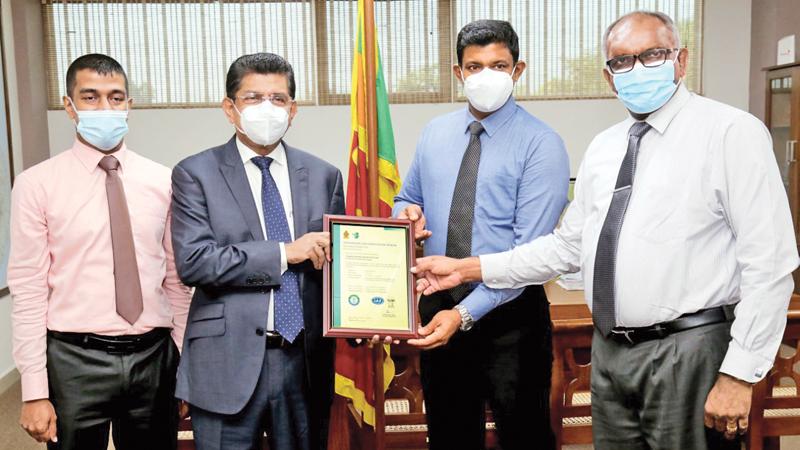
[407,11,799,450]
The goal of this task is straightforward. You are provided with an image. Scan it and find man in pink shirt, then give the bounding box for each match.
[8,54,191,450]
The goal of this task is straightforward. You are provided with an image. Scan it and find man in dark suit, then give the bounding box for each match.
[170,53,344,450]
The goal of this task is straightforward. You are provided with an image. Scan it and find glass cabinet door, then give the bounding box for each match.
[769,75,794,190]
[767,66,800,294]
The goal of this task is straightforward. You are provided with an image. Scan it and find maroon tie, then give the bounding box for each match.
[98,155,144,324]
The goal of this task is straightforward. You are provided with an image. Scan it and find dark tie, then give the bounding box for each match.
[251,156,303,342]
[98,155,144,324]
[592,121,652,335]
[445,121,484,302]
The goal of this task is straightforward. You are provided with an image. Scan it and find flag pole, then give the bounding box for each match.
[364,0,380,218]
[362,0,386,448]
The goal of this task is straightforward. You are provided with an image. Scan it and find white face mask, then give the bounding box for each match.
[461,66,516,113]
[234,100,290,146]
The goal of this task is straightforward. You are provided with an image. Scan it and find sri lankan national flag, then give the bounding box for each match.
[333,0,402,427]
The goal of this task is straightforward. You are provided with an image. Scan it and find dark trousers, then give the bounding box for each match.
[419,285,555,450]
[591,322,741,450]
[190,342,310,450]
[46,332,179,450]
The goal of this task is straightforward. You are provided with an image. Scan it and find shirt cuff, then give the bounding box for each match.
[21,370,49,402]
[479,251,513,289]
[718,340,774,383]
[279,243,288,274]
[459,289,492,322]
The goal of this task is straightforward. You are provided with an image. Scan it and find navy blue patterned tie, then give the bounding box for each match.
[252,156,303,342]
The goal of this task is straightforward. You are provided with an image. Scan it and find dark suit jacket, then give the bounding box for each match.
[170,136,344,443]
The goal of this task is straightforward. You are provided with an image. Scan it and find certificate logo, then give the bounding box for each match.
[348,295,360,306]
[371,296,385,305]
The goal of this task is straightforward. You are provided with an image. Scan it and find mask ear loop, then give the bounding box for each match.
[66,96,81,128]
[230,101,248,135]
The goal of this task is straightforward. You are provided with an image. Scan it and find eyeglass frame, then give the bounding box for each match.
[233,92,294,108]
[605,47,681,74]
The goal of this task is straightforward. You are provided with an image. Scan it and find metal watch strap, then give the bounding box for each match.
[454,304,474,331]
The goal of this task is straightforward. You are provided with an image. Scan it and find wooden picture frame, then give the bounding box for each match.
[322,214,419,339]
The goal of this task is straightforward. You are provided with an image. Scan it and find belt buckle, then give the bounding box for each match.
[105,341,137,355]
[611,328,635,345]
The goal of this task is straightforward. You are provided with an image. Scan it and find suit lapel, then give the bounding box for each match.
[285,142,309,239]
[285,142,310,302]
[218,136,265,241]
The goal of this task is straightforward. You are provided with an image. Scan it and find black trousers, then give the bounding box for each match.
[46,332,179,450]
[419,285,555,450]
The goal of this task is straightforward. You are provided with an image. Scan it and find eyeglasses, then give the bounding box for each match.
[236,93,292,107]
[605,48,679,74]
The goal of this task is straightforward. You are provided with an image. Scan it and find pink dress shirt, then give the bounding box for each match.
[8,139,192,402]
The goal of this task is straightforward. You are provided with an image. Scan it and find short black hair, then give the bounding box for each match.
[226,53,296,100]
[456,20,520,66]
[65,53,128,98]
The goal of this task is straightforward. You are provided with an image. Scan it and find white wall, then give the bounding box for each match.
[45,0,752,178]
[0,0,29,388]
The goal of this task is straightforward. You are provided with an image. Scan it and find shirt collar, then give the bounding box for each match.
[641,82,692,135]
[237,138,287,167]
[463,96,517,138]
[71,138,130,173]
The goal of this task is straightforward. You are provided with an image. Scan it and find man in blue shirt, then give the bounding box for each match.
[394,20,569,450]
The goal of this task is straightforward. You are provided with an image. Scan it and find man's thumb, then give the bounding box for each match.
[47,416,57,442]
[417,322,435,336]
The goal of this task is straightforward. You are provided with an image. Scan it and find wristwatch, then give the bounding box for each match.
[454,304,474,332]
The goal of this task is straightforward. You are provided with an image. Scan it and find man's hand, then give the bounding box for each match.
[411,256,468,295]
[397,205,432,241]
[178,400,190,420]
[285,232,331,269]
[20,399,57,443]
[407,309,462,350]
[704,373,753,439]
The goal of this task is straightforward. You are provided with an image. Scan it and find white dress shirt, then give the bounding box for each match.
[481,84,799,383]
[237,139,293,331]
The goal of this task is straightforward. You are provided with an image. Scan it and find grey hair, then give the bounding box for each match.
[602,10,681,59]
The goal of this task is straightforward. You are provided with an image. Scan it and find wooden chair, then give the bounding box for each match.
[747,307,800,450]
[549,320,594,448]
[546,282,595,448]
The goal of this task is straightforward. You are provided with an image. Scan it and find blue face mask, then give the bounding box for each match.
[69,98,129,151]
[612,60,679,114]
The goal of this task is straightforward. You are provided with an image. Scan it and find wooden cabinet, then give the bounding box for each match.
[766,63,800,293]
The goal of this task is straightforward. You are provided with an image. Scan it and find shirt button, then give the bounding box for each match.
[255,328,265,336]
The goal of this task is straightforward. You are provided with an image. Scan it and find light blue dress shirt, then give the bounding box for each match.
[393,97,570,321]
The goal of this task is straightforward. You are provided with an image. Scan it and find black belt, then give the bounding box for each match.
[607,305,736,346]
[48,328,169,355]
[265,331,304,349]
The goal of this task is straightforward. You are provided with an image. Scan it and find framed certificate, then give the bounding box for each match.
[323,214,419,339]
